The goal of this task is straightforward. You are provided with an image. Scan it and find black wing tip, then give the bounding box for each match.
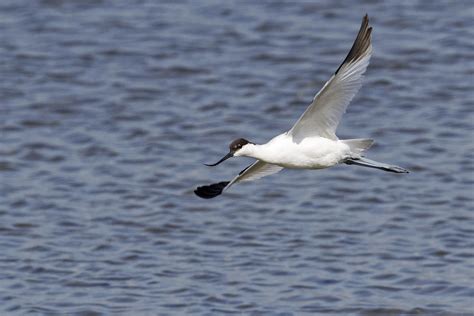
[194,181,230,199]
[335,14,373,75]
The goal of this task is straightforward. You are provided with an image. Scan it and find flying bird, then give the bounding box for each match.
[195,15,408,199]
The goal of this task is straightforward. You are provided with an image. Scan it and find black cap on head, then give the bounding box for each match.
[229,138,252,153]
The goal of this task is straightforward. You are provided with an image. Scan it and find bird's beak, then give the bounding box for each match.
[204,152,233,166]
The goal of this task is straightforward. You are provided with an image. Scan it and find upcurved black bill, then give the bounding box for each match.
[204,152,233,166]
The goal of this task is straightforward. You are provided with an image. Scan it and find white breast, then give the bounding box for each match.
[253,134,351,169]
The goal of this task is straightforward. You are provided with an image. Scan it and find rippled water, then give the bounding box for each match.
[1,0,473,315]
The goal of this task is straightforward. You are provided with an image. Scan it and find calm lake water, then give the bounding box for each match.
[1,0,473,315]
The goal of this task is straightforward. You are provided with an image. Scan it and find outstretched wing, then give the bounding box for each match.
[228,160,283,185]
[194,161,283,199]
[288,15,373,141]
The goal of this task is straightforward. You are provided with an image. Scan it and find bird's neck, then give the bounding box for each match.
[241,143,271,161]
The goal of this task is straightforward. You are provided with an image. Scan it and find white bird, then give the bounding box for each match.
[195,15,408,199]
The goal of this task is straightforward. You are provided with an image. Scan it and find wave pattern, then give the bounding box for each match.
[0,0,473,315]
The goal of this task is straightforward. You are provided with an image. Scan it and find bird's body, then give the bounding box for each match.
[237,134,352,169]
[194,15,408,199]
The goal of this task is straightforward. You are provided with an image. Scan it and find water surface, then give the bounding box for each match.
[1,0,473,315]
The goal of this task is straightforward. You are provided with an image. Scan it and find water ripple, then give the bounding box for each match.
[0,0,473,315]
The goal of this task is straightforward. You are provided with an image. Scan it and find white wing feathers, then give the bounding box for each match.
[289,15,373,141]
[225,160,283,189]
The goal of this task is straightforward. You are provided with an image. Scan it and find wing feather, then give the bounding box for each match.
[194,161,283,199]
[288,15,373,141]
[228,160,283,186]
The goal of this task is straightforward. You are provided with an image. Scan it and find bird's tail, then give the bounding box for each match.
[342,138,374,155]
[345,157,409,173]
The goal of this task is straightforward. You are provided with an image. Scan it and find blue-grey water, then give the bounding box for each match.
[1,1,473,315]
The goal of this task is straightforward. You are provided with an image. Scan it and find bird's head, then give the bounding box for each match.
[205,138,254,166]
